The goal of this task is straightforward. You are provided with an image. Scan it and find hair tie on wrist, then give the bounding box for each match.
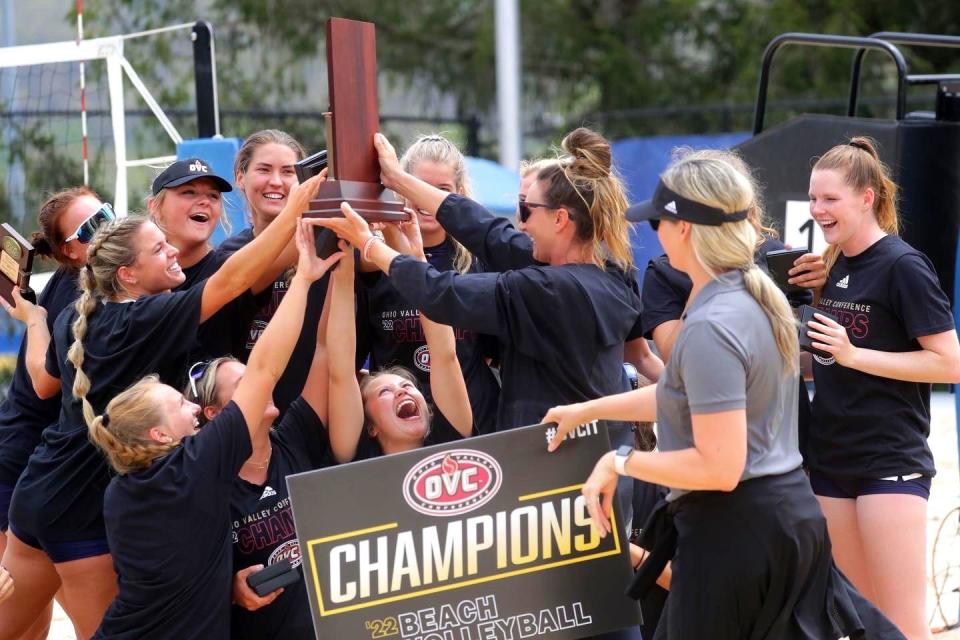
[361,235,383,262]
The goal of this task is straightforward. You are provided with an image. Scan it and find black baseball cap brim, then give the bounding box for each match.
[627,180,748,226]
[152,158,233,196]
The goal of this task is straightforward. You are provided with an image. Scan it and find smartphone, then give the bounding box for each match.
[245,558,301,597]
[765,248,809,294]
[798,304,839,359]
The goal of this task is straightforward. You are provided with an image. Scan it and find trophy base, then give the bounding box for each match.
[304,180,409,222]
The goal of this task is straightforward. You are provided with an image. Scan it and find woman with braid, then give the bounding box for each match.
[89,218,340,640]
[0,173,326,639]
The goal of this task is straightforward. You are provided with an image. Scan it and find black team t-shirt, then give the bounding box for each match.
[219,228,327,415]
[95,401,252,640]
[0,266,79,487]
[230,399,330,640]
[810,235,954,479]
[176,248,261,365]
[357,238,500,439]
[9,284,205,542]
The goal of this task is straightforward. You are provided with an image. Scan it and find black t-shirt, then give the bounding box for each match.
[0,267,79,486]
[809,235,954,478]
[230,398,330,640]
[219,228,327,415]
[356,239,500,438]
[96,401,252,640]
[387,215,644,430]
[640,236,812,339]
[12,284,205,541]
[176,248,261,367]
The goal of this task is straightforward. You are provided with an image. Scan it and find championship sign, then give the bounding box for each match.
[287,421,641,640]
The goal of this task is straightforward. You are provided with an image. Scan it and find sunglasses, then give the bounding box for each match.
[63,203,116,244]
[649,219,661,231]
[187,360,211,401]
[517,200,555,223]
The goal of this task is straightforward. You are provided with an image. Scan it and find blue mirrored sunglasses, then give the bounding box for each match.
[63,203,116,244]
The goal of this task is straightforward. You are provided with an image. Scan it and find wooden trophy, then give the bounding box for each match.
[0,224,36,307]
[304,18,409,223]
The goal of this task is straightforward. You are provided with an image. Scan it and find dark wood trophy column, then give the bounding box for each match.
[304,17,409,222]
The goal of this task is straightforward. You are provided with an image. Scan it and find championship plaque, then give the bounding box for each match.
[303,18,410,224]
[0,224,35,307]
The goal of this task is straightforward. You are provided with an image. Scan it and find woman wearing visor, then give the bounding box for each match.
[544,151,903,639]
[0,171,326,639]
[0,188,113,640]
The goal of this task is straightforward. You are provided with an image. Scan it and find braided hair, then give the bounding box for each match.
[87,376,176,474]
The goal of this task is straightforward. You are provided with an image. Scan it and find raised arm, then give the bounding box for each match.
[393,214,472,438]
[0,289,59,398]
[323,241,366,463]
[310,202,501,336]
[299,271,335,427]
[232,219,342,440]
[374,133,536,271]
[421,312,472,438]
[200,171,326,323]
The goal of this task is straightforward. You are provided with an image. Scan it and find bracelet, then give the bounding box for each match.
[361,235,383,262]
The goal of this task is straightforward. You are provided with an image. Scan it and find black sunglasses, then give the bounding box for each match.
[517,200,555,223]
[63,203,116,244]
[649,219,660,231]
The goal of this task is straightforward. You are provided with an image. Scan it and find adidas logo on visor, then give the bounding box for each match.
[664,201,678,215]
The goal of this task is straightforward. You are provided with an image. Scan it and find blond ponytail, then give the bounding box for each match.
[742,265,799,373]
[67,267,100,426]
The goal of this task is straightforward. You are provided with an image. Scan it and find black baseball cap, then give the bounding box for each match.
[626,179,747,226]
[151,158,233,196]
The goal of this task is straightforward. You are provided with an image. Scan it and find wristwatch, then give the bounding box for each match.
[614,445,635,475]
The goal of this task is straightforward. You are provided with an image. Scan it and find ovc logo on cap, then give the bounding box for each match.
[189,161,209,173]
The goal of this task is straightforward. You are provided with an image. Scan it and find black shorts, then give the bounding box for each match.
[808,470,931,500]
